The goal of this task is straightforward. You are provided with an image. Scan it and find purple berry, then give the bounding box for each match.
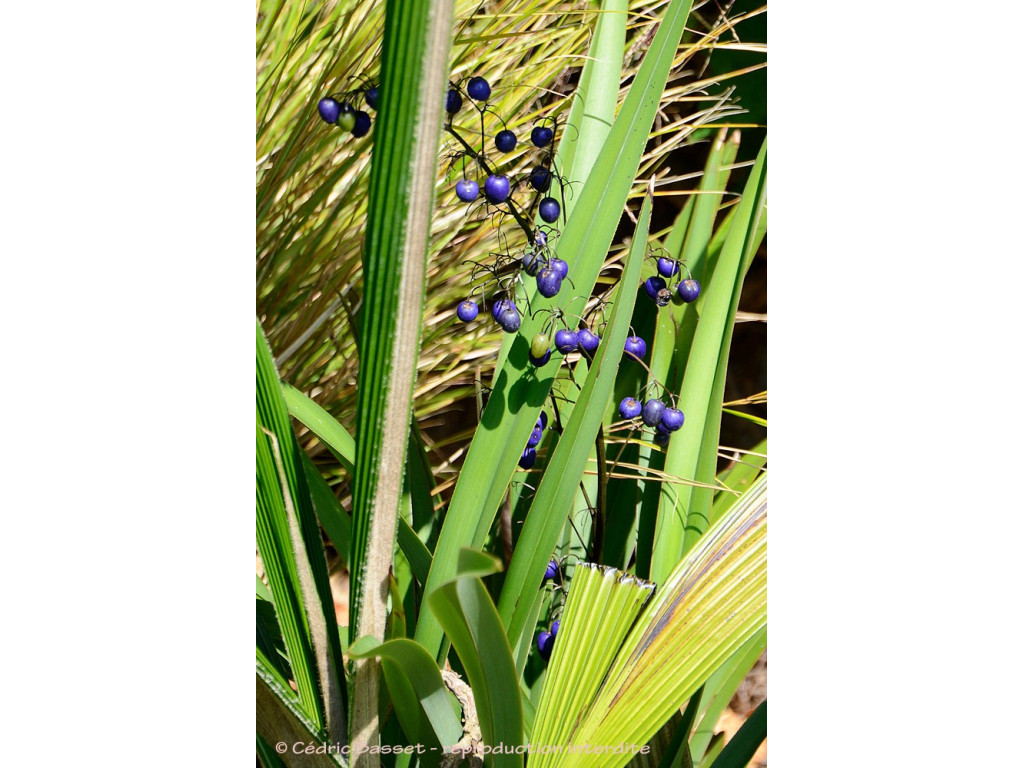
[642,399,666,427]
[522,250,541,276]
[491,298,514,320]
[619,397,642,420]
[527,426,543,448]
[657,257,679,278]
[484,174,511,204]
[530,167,551,192]
[534,229,548,248]
[549,257,568,280]
[537,411,548,429]
[645,276,667,302]
[536,268,562,298]
[455,179,479,203]
[624,336,647,360]
[661,407,685,431]
[543,560,557,580]
[538,197,560,223]
[456,300,478,322]
[365,87,379,110]
[529,348,552,367]
[495,129,517,153]
[677,279,701,303]
[446,88,462,114]
[653,430,670,446]
[550,620,560,638]
[531,126,554,147]
[497,308,521,333]
[519,447,537,468]
[577,329,600,353]
[351,110,372,138]
[554,329,578,353]
[537,630,554,660]
[317,97,341,124]
[466,76,491,101]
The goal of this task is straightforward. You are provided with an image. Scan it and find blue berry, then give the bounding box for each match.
[677,279,701,303]
[537,630,554,660]
[657,257,679,278]
[544,560,558,580]
[554,329,578,353]
[317,97,341,124]
[619,397,642,420]
[456,300,479,322]
[484,174,511,203]
[522,249,541,276]
[537,411,548,429]
[527,425,543,448]
[624,336,647,360]
[534,229,548,248]
[577,329,600,353]
[653,430,670,446]
[519,447,537,468]
[538,197,560,223]
[495,129,517,153]
[549,257,568,280]
[466,76,491,101]
[491,298,514,320]
[642,399,666,427]
[661,407,685,431]
[645,276,667,302]
[446,88,462,114]
[351,110,372,138]
[529,167,551,192]
[531,126,554,147]
[496,307,522,333]
[550,620,560,638]
[365,87,379,110]
[536,268,562,298]
[455,179,479,202]
[529,348,552,367]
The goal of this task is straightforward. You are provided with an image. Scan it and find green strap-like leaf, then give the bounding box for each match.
[708,700,766,768]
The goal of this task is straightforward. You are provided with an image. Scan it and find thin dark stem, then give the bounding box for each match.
[592,426,607,563]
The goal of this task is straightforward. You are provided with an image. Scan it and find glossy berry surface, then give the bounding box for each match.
[537,631,554,661]
[519,447,537,469]
[484,174,511,203]
[495,129,517,153]
[351,110,372,138]
[530,332,551,360]
[661,407,685,431]
[531,125,554,147]
[677,278,701,303]
[496,307,521,333]
[537,411,548,429]
[317,97,341,124]
[543,560,558,580]
[550,620,560,638]
[642,399,666,427]
[656,257,679,278]
[522,250,541,275]
[645,276,667,302]
[466,76,491,101]
[538,197,560,223]
[554,329,578,353]
[336,104,356,132]
[456,300,478,322]
[527,426,543,448]
[529,167,551,192]
[455,179,479,203]
[529,348,552,367]
[445,88,462,114]
[624,335,647,359]
[549,257,568,280]
[577,329,600,353]
[365,87,379,110]
[619,397,642,420]
[491,298,514,320]
[536,268,562,298]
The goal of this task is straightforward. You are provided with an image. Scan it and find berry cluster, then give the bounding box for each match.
[642,249,702,308]
[618,390,685,447]
[316,79,377,138]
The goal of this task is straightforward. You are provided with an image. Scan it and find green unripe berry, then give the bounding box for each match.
[336,111,356,132]
[530,332,550,359]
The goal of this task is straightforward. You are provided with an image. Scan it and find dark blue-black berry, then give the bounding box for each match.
[537,630,554,661]
[455,179,479,202]
[317,97,341,124]
[365,87,379,110]
[642,399,665,427]
[624,335,647,360]
[446,88,462,114]
[536,268,562,298]
[457,300,479,322]
[484,174,511,203]
[538,197,560,223]
[619,397,642,420]
[531,126,554,147]
[653,430,670,446]
[519,447,537,468]
[495,129,517,153]
[351,110,372,138]
[529,348,552,367]
[530,167,551,192]
[466,76,491,101]
[677,279,701,303]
